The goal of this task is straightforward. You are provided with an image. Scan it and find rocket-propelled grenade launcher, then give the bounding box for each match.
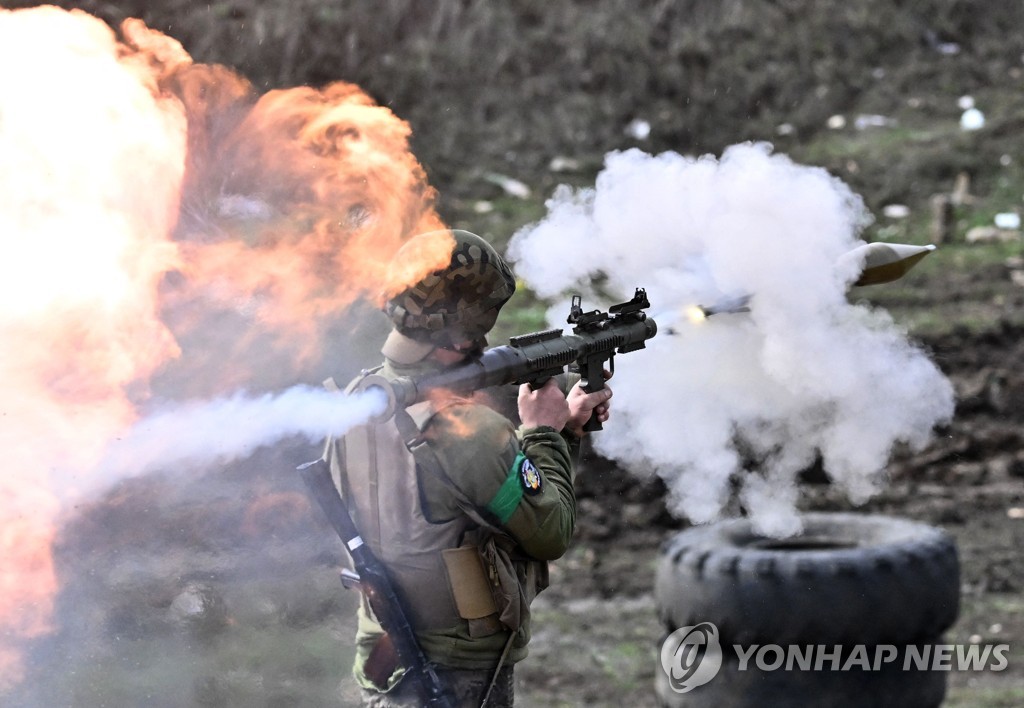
[295,291,654,705]
[356,288,658,432]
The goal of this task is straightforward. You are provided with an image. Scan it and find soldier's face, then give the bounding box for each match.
[433,336,486,366]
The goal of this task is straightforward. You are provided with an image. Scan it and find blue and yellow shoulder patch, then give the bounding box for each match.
[519,457,543,495]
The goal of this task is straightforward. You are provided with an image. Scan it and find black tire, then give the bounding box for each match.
[655,513,960,647]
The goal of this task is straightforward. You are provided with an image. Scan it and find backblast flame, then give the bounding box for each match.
[0,6,186,688]
[0,6,449,690]
[116,17,447,385]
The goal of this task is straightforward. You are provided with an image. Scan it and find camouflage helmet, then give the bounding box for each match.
[382,230,515,362]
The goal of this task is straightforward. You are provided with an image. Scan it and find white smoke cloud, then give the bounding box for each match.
[509,143,955,536]
[98,387,386,480]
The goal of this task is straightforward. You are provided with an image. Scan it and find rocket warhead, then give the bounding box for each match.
[663,241,936,335]
[841,242,937,286]
[706,242,937,314]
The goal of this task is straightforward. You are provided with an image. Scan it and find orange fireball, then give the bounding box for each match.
[0,6,450,690]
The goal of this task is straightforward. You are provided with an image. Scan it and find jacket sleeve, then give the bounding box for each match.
[508,424,577,560]
[421,402,577,561]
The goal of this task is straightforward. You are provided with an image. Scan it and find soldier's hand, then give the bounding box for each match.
[565,372,613,437]
[519,378,571,431]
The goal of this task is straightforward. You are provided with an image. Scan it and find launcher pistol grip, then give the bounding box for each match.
[579,352,611,432]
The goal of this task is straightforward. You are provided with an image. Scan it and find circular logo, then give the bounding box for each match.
[660,622,723,693]
[519,457,542,495]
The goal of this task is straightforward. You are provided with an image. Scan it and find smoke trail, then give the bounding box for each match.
[100,387,385,479]
[510,144,955,536]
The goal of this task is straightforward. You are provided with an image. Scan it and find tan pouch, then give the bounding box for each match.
[479,534,550,633]
[442,545,499,620]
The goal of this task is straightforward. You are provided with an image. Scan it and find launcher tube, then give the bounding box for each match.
[357,289,658,426]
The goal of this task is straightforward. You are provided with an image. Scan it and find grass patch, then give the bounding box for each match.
[946,686,1024,708]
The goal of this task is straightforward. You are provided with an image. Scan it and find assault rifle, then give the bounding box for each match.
[298,456,455,708]
[357,287,658,431]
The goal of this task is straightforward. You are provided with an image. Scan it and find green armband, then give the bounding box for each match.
[486,452,527,524]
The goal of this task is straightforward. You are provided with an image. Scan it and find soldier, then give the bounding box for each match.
[328,229,612,707]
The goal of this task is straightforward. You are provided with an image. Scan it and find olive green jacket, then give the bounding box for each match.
[347,357,578,684]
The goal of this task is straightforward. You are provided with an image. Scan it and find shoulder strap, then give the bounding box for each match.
[393,405,506,535]
[323,367,384,515]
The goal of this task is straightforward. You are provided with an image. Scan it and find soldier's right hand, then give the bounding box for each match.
[518,378,571,431]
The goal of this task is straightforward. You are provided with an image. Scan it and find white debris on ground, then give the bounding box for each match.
[882,204,911,219]
[625,118,651,140]
[960,107,985,131]
[483,172,531,198]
